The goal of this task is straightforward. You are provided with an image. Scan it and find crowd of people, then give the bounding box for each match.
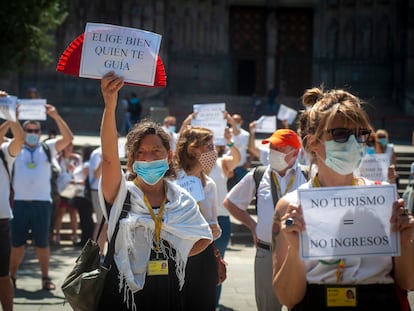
[1,78,414,311]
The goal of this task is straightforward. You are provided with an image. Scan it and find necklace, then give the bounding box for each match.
[133,179,167,251]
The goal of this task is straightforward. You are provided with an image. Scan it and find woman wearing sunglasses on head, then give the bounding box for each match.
[271,86,414,311]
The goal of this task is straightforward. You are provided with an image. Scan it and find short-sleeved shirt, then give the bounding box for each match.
[0,141,16,219]
[13,140,58,201]
[89,147,102,190]
[226,164,307,243]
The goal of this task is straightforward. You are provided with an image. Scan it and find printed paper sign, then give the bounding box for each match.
[298,184,399,259]
[0,96,17,121]
[255,115,276,133]
[191,103,226,145]
[355,154,390,182]
[18,99,47,120]
[175,176,205,202]
[277,104,297,125]
[80,23,162,86]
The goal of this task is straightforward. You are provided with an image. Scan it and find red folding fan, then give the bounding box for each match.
[56,33,167,87]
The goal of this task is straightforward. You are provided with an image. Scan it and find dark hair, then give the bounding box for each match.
[173,126,213,173]
[125,118,175,179]
[82,145,93,162]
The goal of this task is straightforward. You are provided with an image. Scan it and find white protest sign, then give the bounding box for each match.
[18,99,47,120]
[175,176,205,202]
[355,154,390,182]
[255,115,276,133]
[277,104,298,125]
[80,23,162,86]
[191,103,226,145]
[298,184,399,259]
[0,96,17,121]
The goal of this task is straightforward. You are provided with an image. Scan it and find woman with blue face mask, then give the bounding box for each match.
[271,87,414,310]
[97,72,213,310]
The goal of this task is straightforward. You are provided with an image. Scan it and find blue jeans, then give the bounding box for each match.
[215,215,231,307]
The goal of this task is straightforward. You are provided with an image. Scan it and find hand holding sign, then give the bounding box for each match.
[57,23,167,87]
[0,95,17,122]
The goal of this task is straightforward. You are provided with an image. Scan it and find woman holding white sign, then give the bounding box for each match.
[97,72,212,310]
[271,86,414,310]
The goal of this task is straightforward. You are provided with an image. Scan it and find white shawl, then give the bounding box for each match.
[98,177,212,302]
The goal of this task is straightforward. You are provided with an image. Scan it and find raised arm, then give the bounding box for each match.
[100,72,124,203]
[7,120,25,156]
[47,104,74,152]
[248,121,260,159]
[221,127,241,178]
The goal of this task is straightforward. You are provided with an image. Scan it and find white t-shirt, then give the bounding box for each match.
[13,140,58,201]
[284,179,394,284]
[89,147,102,190]
[226,164,307,243]
[0,141,16,219]
[208,158,230,217]
[231,127,250,167]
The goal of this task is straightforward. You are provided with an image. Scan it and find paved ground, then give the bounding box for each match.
[12,241,258,311]
[11,239,414,311]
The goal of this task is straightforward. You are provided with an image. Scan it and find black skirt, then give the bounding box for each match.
[98,245,183,311]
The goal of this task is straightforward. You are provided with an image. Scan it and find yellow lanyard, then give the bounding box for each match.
[312,174,356,283]
[271,171,296,197]
[134,179,167,251]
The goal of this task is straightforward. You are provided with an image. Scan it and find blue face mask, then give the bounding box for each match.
[168,125,176,133]
[365,146,376,155]
[378,138,387,146]
[25,133,39,146]
[323,134,364,175]
[133,158,169,185]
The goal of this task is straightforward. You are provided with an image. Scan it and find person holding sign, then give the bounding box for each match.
[98,72,212,310]
[173,125,222,311]
[272,87,414,310]
[224,128,306,311]
[10,104,74,291]
[0,91,24,311]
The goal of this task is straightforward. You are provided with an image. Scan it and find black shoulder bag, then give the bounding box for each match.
[61,191,131,311]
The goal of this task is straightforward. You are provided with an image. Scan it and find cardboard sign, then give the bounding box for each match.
[18,99,47,120]
[80,23,162,86]
[0,96,17,121]
[277,104,297,125]
[298,184,400,259]
[175,175,205,202]
[255,115,277,133]
[191,103,227,145]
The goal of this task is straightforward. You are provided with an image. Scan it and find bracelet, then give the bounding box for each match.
[226,142,234,147]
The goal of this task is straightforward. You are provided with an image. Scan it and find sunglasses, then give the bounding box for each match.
[326,128,371,143]
[25,129,40,134]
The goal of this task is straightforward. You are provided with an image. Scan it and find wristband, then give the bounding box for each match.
[226,142,234,147]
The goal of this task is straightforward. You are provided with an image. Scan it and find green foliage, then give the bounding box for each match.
[0,0,68,73]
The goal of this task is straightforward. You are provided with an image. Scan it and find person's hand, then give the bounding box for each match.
[249,121,257,134]
[388,165,398,183]
[224,127,232,142]
[280,203,305,251]
[210,224,222,240]
[391,198,414,246]
[46,104,59,119]
[101,71,124,110]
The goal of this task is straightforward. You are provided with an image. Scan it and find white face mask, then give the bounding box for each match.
[268,149,294,172]
[323,134,364,175]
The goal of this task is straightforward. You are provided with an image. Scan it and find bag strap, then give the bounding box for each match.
[40,142,52,163]
[253,165,278,211]
[103,191,132,268]
[0,149,10,180]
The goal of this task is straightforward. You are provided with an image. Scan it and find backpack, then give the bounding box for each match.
[252,165,309,211]
[40,142,61,204]
[127,97,142,116]
[0,148,14,208]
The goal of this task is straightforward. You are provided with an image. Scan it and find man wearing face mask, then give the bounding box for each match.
[10,104,73,291]
[224,129,307,311]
